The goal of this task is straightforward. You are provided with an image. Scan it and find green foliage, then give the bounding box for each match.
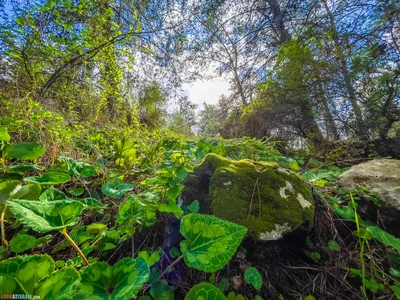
[9,233,37,253]
[39,188,68,201]
[150,280,175,300]
[24,172,71,185]
[138,249,162,267]
[0,255,80,299]
[187,200,200,213]
[185,282,227,300]
[8,200,85,233]
[244,267,262,289]
[102,182,133,199]
[0,180,21,203]
[180,213,247,272]
[367,226,400,253]
[74,258,149,299]
[12,184,41,200]
[328,240,340,252]
[5,142,46,160]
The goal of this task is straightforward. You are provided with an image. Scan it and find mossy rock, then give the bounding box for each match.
[181,154,314,241]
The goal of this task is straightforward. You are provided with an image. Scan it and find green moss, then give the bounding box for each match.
[193,154,314,241]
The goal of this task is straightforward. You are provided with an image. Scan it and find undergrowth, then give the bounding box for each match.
[0,98,399,299]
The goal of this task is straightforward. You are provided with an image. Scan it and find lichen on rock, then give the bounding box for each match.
[181,154,315,241]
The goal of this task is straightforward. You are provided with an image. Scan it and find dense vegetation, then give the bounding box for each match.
[0,0,399,299]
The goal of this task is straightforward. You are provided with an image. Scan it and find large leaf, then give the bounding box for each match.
[180,213,247,272]
[74,258,149,300]
[11,184,41,200]
[39,188,68,201]
[0,254,54,294]
[102,182,133,199]
[57,156,96,178]
[367,226,400,253]
[6,164,44,173]
[9,233,37,253]
[185,282,227,300]
[24,172,71,185]
[0,254,79,299]
[8,200,85,233]
[5,142,46,160]
[35,267,80,300]
[117,195,157,227]
[0,180,21,203]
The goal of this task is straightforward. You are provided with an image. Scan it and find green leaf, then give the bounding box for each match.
[177,168,188,181]
[187,200,200,213]
[68,187,85,196]
[0,255,53,294]
[185,282,227,300]
[86,223,107,234]
[166,185,184,201]
[35,267,80,299]
[24,172,71,185]
[389,268,400,278]
[0,180,21,203]
[312,179,327,187]
[8,200,85,233]
[117,195,157,227]
[39,188,68,201]
[180,213,247,272]
[391,285,400,298]
[159,203,184,218]
[365,278,384,293]
[244,267,262,289]
[0,255,52,292]
[215,278,229,292]
[6,164,44,173]
[0,127,10,142]
[304,296,315,300]
[367,226,400,252]
[9,233,37,253]
[170,247,181,259]
[104,243,116,251]
[332,204,355,220]
[150,280,174,300]
[138,250,162,267]
[328,240,340,252]
[102,182,133,199]
[11,183,41,200]
[5,142,46,160]
[289,160,301,171]
[74,258,149,300]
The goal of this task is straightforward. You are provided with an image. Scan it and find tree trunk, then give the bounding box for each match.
[322,0,367,139]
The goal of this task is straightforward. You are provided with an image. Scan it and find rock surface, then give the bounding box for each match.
[338,159,400,236]
[181,154,315,241]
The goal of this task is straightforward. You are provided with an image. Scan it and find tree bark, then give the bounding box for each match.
[322,0,367,139]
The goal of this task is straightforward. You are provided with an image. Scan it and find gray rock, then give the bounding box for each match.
[338,159,400,235]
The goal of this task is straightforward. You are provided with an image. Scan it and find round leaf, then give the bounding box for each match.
[24,172,71,185]
[244,267,262,289]
[185,282,227,300]
[180,213,248,272]
[5,142,46,160]
[39,188,68,201]
[8,200,85,233]
[35,267,80,299]
[102,182,133,199]
[74,258,149,300]
[0,254,54,294]
[9,233,37,253]
[68,187,85,196]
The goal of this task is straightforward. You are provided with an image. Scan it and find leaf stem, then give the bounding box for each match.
[158,255,183,280]
[60,228,89,265]
[1,204,7,247]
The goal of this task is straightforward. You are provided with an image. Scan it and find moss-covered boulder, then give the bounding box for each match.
[181,154,314,241]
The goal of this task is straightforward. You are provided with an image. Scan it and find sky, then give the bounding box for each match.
[182,77,230,108]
